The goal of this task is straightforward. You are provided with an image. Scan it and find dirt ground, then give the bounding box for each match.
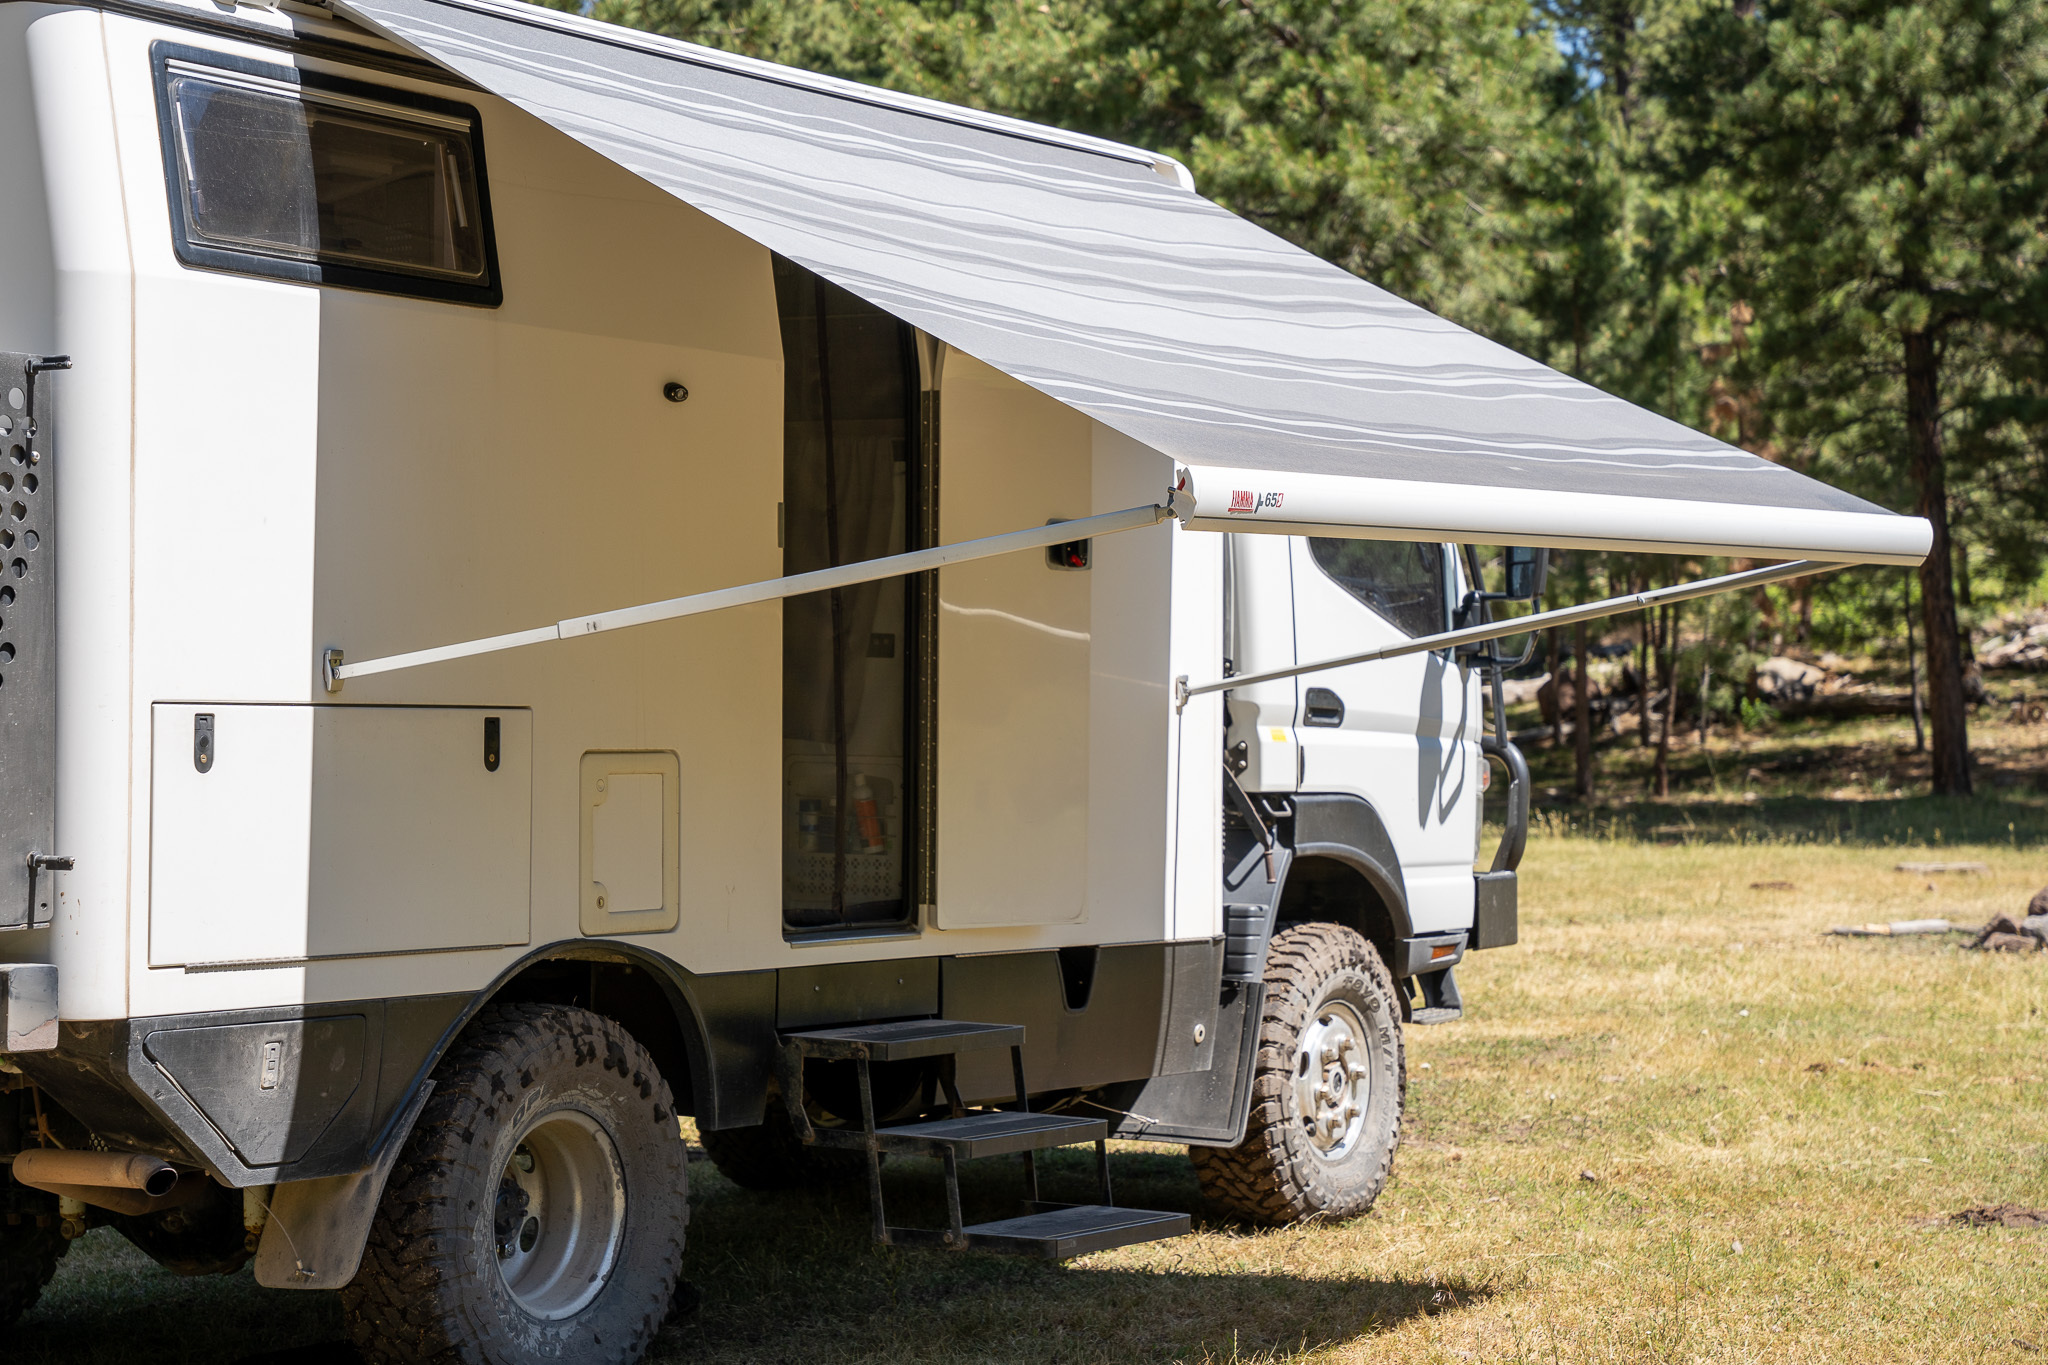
[9,707,2048,1363]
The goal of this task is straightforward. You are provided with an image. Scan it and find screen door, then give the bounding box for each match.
[777,259,925,932]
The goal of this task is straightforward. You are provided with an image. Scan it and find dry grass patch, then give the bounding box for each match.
[10,834,2046,1363]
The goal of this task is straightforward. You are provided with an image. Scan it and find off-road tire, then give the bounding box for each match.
[1190,922,1405,1226]
[697,1101,869,1191]
[342,1003,688,1365]
[0,1215,65,1328]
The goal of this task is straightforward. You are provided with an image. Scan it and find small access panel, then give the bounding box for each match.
[0,354,68,932]
[778,1019,1190,1258]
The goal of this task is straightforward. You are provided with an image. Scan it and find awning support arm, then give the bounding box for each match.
[1177,558,1841,707]
[326,493,1189,689]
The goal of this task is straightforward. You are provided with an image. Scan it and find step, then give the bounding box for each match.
[871,1110,1105,1158]
[784,1018,1025,1062]
[1410,1006,1463,1026]
[889,1204,1191,1259]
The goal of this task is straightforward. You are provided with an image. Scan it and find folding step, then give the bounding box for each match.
[888,1204,1191,1259]
[862,1110,1105,1158]
[774,1017,1189,1258]
[784,1018,1025,1062]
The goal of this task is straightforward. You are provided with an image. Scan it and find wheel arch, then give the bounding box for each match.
[1278,793,1414,976]
[376,943,775,1165]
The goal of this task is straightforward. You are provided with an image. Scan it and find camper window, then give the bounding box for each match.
[1308,539,1450,638]
[153,48,499,306]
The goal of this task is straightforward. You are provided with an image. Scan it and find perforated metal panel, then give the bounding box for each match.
[0,353,59,931]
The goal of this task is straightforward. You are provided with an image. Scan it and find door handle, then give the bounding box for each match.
[1303,686,1345,727]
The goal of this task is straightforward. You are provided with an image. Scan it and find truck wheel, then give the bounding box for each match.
[342,1003,688,1365]
[1190,921,1404,1226]
[0,1214,65,1328]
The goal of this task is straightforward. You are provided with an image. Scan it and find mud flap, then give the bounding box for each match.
[1102,981,1265,1146]
[254,1080,436,1290]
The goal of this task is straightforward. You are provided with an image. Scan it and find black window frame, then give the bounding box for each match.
[1306,537,1456,642]
[150,42,503,308]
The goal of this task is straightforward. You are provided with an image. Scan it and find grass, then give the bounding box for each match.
[12,708,2048,1363]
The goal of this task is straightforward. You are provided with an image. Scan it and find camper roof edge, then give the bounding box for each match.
[330,0,1196,186]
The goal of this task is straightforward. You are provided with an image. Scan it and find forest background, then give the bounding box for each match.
[552,0,2048,801]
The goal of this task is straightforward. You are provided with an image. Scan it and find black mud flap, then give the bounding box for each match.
[0,353,65,931]
[1100,981,1266,1146]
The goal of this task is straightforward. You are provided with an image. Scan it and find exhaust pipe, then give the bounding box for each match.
[11,1149,204,1216]
[14,1149,179,1195]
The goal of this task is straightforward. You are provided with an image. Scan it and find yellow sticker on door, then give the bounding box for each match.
[1270,728,1287,742]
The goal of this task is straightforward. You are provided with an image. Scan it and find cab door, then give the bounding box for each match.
[1286,537,1480,935]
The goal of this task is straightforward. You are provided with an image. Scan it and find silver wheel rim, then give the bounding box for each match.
[1292,1000,1373,1159]
[492,1107,627,1320]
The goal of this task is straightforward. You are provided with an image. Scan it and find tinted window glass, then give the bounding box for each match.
[1309,539,1448,637]
[166,65,487,284]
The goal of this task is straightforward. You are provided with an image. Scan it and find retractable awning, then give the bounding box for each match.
[331,0,1929,567]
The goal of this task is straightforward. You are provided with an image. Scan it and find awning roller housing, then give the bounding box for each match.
[1178,468,1930,565]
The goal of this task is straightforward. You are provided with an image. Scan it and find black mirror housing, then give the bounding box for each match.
[1504,546,1549,601]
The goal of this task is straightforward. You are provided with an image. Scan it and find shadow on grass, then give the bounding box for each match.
[1523,791,2048,847]
[653,1145,1488,1364]
[13,1149,1482,1365]
[9,1231,342,1365]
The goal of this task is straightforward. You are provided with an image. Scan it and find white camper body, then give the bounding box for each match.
[0,0,1927,1358]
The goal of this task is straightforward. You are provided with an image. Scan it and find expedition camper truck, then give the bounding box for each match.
[0,0,1932,1358]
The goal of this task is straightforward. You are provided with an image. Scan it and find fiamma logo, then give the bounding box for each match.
[1227,490,1283,514]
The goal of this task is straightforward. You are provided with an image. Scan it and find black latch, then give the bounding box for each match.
[193,713,215,773]
[483,716,501,772]
[1303,687,1345,727]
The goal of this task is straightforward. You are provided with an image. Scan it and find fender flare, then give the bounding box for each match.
[1289,792,1415,944]
[1227,793,1414,985]
[254,941,773,1290]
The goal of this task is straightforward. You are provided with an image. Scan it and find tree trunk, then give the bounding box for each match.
[1905,571,1925,754]
[1904,328,1970,795]
[1652,602,1677,797]
[1636,589,1652,747]
[1573,619,1594,800]
[1544,625,1563,747]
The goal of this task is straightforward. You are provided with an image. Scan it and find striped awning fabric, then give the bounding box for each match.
[335,0,1928,565]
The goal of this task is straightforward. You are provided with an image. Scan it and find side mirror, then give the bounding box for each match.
[1503,546,1549,601]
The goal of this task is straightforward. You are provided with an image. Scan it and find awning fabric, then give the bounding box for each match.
[334,0,1929,566]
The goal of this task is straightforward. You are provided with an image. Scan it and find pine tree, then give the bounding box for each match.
[1648,0,2048,795]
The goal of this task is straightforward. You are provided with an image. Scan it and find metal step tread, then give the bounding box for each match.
[784,1018,1025,1061]
[871,1110,1105,1158]
[1410,1006,1463,1026]
[893,1204,1190,1259]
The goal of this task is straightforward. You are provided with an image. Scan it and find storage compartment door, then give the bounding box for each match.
[150,705,531,966]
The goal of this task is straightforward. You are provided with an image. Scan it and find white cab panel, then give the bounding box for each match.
[934,354,1091,928]
[150,705,531,966]
[1286,539,1480,934]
